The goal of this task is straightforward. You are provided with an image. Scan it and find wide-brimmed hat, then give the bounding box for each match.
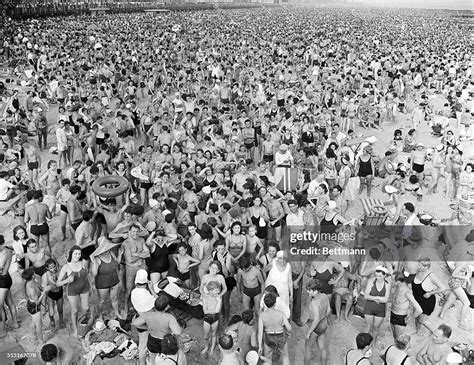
[279,144,288,151]
[90,237,119,258]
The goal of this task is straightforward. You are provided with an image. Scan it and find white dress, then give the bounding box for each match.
[265,261,291,306]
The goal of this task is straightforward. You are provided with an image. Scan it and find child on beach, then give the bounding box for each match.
[42,258,64,329]
[173,243,201,288]
[246,225,263,263]
[201,280,222,356]
[23,267,46,345]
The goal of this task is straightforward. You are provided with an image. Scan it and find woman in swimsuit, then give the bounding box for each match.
[0,235,19,337]
[249,196,269,242]
[439,262,471,329]
[225,222,247,274]
[382,334,411,365]
[363,266,391,344]
[57,245,91,337]
[356,146,374,197]
[197,223,215,280]
[411,257,445,333]
[90,237,122,321]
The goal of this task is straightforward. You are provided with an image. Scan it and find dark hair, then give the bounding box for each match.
[263,293,277,308]
[268,242,280,252]
[40,344,58,361]
[13,225,28,241]
[67,245,83,262]
[209,260,222,273]
[219,334,234,350]
[45,258,56,267]
[438,324,452,339]
[356,333,373,349]
[306,278,322,291]
[404,202,415,213]
[242,310,254,324]
[83,210,94,221]
[161,334,179,355]
[393,271,407,283]
[154,294,169,312]
[21,267,35,281]
[239,255,251,270]
[70,185,81,195]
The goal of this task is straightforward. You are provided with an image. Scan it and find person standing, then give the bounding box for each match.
[35,108,48,150]
[304,279,330,365]
[24,189,52,251]
[258,293,292,365]
[265,250,293,307]
[390,272,423,340]
[132,295,182,364]
[0,235,19,337]
[291,260,306,327]
[56,120,68,169]
[123,224,150,315]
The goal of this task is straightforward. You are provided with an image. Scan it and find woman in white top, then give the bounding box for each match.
[264,251,292,306]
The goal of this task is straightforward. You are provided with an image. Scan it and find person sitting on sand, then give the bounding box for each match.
[40,336,75,365]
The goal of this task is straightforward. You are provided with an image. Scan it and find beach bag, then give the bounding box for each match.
[352,293,366,318]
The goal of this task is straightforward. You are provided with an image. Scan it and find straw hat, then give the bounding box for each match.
[90,237,119,259]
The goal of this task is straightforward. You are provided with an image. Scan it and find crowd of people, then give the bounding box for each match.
[0,5,473,365]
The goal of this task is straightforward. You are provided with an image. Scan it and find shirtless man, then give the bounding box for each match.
[237,256,265,314]
[258,293,292,365]
[399,229,423,281]
[75,210,97,265]
[304,279,330,365]
[416,324,453,365]
[67,185,83,232]
[182,180,199,220]
[24,142,41,188]
[218,334,242,365]
[132,295,182,364]
[260,133,276,168]
[40,336,75,364]
[137,153,153,207]
[42,259,64,328]
[390,271,423,340]
[123,224,150,314]
[232,164,252,195]
[24,238,51,281]
[261,190,285,242]
[24,190,52,251]
[23,267,46,345]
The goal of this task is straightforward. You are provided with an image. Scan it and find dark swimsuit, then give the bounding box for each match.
[412,272,436,316]
[147,244,170,274]
[357,157,373,177]
[48,287,63,301]
[383,345,409,365]
[313,269,334,294]
[67,265,90,296]
[0,273,13,289]
[26,300,42,315]
[30,223,49,236]
[364,280,387,317]
[95,259,119,289]
[203,313,220,325]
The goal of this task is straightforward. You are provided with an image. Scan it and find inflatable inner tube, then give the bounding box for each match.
[92,175,129,198]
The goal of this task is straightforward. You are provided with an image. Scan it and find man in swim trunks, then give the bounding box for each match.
[258,293,292,365]
[132,295,182,364]
[67,185,83,232]
[237,255,264,315]
[123,224,150,315]
[22,267,46,345]
[304,278,330,365]
[24,189,52,250]
[75,210,97,265]
[390,271,422,340]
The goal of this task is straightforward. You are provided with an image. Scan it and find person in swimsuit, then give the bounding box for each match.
[356,146,374,197]
[258,293,292,365]
[416,324,453,365]
[439,262,471,329]
[382,334,412,365]
[201,280,223,356]
[23,267,46,345]
[42,258,64,329]
[226,310,258,361]
[173,243,201,287]
[345,332,374,365]
[237,255,265,315]
[38,160,61,215]
[146,231,174,288]
[304,278,331,365]
[363,266,391,344]
[24,238,51,281]
[90,237,122,321]
[56,245,91,337]
[225,222,247,274]
[55,179,72,241]
[132,295,182,365]
[24,142,41,189]
[0,235,18,337]
[24,189,52,251]
[390,272,422,341]
[411,257,445,333]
